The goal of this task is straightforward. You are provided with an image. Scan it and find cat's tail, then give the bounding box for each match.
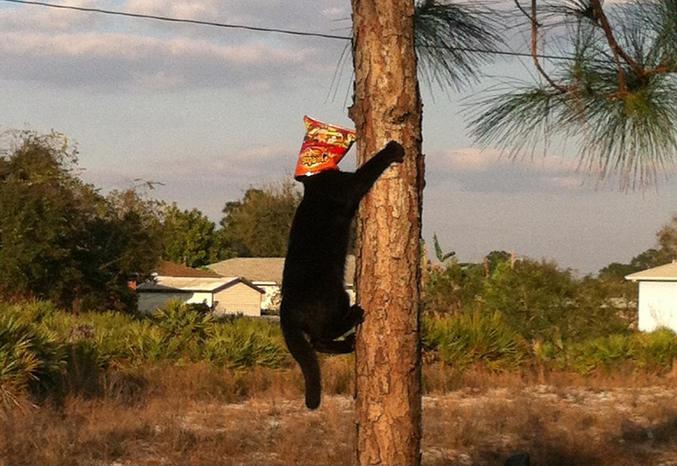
[281,320,321,410]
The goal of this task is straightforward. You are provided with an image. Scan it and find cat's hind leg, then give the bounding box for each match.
[326,290,364,340]
[312,334,355,354]
[311,302,363,354]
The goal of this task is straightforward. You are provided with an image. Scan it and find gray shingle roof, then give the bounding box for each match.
[207,256,356,286]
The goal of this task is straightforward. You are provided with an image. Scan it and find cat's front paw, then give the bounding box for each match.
[383,141,405,164]
[350,304,365,325]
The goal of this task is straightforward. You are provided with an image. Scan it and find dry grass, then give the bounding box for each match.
[2,359,677,465]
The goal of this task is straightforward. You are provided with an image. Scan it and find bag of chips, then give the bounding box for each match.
[295,115,356,179]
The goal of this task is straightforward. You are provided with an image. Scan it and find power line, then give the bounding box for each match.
[0,0,350,41]
[1,0,600,63]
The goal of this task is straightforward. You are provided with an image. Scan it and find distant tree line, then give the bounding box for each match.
[423,218,677,341]
[2,130,676,316]
[0,131,300,312]
[161,180,300,266]
[598,217,677,279]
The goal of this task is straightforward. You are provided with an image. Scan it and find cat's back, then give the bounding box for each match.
[282,171,354,292]
[288,171,353,247]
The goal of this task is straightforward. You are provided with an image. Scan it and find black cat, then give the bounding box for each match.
[280,140,405,409]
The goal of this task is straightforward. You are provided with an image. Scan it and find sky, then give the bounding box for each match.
[1,0,676,274]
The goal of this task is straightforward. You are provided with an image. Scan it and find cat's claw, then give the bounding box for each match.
[384,140,405,164]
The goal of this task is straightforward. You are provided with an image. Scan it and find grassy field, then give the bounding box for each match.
[2,301,677,464]
[2,361,677,465]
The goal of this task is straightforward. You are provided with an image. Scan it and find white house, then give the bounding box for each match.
[625,261,677,332]
[207,256,357,312]
[136,261,264,316]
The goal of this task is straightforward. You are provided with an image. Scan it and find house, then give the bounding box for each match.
[625,261,677,332]
[137,261,264,316]
[207,256,357,312]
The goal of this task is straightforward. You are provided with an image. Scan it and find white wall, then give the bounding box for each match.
[137,291,213,314]
[213,282,262,317]
[638,281,677,332]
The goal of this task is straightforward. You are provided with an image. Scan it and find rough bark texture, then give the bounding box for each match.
[349,1,424,464]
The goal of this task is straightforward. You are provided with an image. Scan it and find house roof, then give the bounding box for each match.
[154,260,222,278]
[207,255,357,286]
[137,276,263,293]
[625,261,677,282]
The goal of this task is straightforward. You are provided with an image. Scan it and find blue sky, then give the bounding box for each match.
[1,0,676,274]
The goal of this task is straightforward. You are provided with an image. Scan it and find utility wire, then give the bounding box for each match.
[0,0,350,41]
[1,0,600,63]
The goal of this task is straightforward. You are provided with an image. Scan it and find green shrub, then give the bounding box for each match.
[0,313,66,404]
[122,321,166,362]
[558,334,634,374]
[423,311,527,370]
[632,328,677,370]
[203,318,286,369]
[151,300,213,361]
[547,329,677,374]
[424,261,484,316]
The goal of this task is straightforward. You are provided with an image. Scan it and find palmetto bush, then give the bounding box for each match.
[558,334,634,374]
[423,311,528,370]
[549,328,677,374]
[0,300,290,399]
[0,313,65,405]
[203,318,287,369]
[3,298,676,404]
[633,327,677,370]
[151,300,212,361]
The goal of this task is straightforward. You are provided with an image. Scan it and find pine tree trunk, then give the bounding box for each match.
[349,1,424,464]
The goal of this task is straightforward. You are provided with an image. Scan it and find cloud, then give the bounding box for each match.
[426,147,590,193]
[0,0,100,32]
[124,0,222,20]
[0,30,328,91]
[0,0,349,92]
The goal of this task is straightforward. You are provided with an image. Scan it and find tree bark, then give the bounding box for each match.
[349,1,424,464]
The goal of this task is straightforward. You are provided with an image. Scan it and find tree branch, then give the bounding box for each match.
[589,0,643,93]
[513,0,539,26]
[529,0,568,93]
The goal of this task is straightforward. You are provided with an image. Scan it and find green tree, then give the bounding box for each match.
[424,260,483,316]
[470,0,677,189]
[86,188,163,311]
[0,131,162,311]
[656,214,677,260]
[0,131,86,306]
[599,213,677,280]
[218,181,300,257]
[161,203,217,267]
[484,250,512,275]
[481,259,626,340]
[481,259,577,340]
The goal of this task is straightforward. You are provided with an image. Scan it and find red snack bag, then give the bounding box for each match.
[295,115,356,179]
